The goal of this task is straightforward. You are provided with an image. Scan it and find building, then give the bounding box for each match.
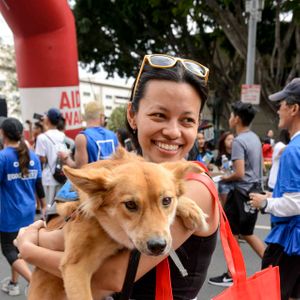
[79,76,132,118]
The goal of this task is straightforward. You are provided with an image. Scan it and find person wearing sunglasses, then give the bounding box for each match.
[14,54,219,299]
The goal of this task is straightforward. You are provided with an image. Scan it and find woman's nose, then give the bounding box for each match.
[162,121,181,139]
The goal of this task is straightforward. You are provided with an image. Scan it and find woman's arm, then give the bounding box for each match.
[16,221,64,277]
[16,178,218,295]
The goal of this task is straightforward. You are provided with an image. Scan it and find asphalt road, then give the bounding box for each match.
[0,213,271,300]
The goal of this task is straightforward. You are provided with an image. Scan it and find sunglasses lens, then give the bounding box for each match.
[183,61,206,77]
[149,55,175,67]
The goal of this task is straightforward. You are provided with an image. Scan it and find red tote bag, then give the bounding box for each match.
[186,173,281,300]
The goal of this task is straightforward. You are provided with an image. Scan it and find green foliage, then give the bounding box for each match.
[73,0,300,130]
[107,105,127,132]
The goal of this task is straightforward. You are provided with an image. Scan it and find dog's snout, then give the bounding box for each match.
[147,238,167,255]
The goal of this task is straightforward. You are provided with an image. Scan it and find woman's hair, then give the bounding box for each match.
[218,131,233,156]
[126,62,209,153]
[1,118,30,176]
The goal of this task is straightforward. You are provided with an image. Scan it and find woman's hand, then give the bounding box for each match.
[14,220,45,259]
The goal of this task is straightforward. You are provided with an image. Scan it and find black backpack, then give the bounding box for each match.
[44,134,67,184]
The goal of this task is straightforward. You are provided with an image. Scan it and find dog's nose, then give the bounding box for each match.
[147,238,167,255]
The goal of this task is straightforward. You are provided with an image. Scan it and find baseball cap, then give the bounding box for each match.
[269,78,300,102]
[46,108,63,125]
[1,117,23,141]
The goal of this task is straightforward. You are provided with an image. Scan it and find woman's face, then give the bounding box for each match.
[128,80,201,163]
[224,134,234,151]
[197,132,205,149]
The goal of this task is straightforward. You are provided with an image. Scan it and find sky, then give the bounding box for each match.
[0,13,133,85]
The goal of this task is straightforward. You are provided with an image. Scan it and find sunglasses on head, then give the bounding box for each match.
[132,54,209,99]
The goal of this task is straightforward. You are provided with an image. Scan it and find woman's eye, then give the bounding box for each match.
[124,201,138,212]
[151,113,165,118]
[182,117,196,124]
[162,197,172,207]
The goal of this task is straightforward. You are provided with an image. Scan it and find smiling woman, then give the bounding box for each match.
[15,54,219,300]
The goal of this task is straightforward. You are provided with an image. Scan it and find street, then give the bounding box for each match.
[0,213,271,300]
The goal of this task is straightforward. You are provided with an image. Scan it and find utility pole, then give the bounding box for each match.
[245,0,264,84]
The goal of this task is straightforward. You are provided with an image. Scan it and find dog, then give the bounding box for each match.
[28,148,208,300]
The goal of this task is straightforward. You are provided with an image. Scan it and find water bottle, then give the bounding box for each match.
[221,154,230,174]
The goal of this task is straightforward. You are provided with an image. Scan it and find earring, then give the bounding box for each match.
[133,128,137,135]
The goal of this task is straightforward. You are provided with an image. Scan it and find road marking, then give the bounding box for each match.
[255,224,271,230]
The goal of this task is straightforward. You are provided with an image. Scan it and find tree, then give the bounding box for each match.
[0,41,21,118]
[107,105,127,132]
[73,0,300,133]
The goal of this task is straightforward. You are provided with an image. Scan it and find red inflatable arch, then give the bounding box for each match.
[0,0,82,138]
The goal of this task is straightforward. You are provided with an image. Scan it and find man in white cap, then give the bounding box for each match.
[249,78,300,300]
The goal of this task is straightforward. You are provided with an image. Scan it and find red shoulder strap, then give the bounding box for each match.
[185,173,247,283]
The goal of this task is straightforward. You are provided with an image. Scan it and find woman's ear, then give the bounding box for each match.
[127,103,137,130]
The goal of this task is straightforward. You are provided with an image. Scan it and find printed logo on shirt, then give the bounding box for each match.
[96,139,116,160]
[7,170,38,181]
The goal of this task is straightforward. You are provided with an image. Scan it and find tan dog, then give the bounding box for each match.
[28,148,207,300]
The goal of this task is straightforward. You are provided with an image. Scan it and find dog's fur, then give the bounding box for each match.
[28,148,207,300]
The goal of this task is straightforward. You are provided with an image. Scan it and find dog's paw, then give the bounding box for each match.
[176,196,208,231]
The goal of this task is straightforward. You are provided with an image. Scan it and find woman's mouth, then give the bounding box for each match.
[154,141,180,152]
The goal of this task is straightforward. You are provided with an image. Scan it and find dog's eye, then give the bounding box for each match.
[124,201,138,211]
[162,197,172,206]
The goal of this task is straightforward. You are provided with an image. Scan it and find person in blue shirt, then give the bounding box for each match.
[0,118,43,296]
[54,101,119,204]
[249,78,300,300]
[59,101,118,168]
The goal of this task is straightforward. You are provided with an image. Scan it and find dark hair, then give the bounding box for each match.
[1,118,30,176]
[126,62,208,153]
[218,131,233,156]
[278,129,290,144]
[34,121,44,132]
[116,128,129,147]
[231,101,257,126]
[285,95,300,105]
[56,118,66,131]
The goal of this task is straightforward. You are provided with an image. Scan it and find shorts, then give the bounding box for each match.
[224,187,258,235]
[0,231,19,265]
[218,181,234,195]
[262,243,300,300]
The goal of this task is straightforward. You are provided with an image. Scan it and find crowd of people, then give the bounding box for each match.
[0,54,299,300]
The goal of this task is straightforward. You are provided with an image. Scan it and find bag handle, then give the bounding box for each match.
[185,173,247,283]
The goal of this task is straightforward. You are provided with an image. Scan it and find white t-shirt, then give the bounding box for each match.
[268,141,286,189]
[35,129,66,186]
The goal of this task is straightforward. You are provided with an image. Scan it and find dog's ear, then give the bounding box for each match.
[161,161,204,195]
[63,166,113,194]
[111,147,129,160]
[161,161,204,180]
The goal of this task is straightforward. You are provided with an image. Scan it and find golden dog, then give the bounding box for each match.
[28,148,207,300]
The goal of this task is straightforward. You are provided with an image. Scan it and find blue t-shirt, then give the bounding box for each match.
[265,134,300,255]
[0,147,42,232]
[81,127,119,163]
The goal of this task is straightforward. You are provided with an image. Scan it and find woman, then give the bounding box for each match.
[0,118,43,296]
[215,131,234,206]
[15,54,219,299]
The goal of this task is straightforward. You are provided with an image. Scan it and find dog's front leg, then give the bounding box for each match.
[176,196,208,231]
[61,219,120,300]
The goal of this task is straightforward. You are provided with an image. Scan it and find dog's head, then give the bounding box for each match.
[63,157,203,256]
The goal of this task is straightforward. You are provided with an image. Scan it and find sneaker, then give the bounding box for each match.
[1,277,20,296]
[208,272,233,287]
